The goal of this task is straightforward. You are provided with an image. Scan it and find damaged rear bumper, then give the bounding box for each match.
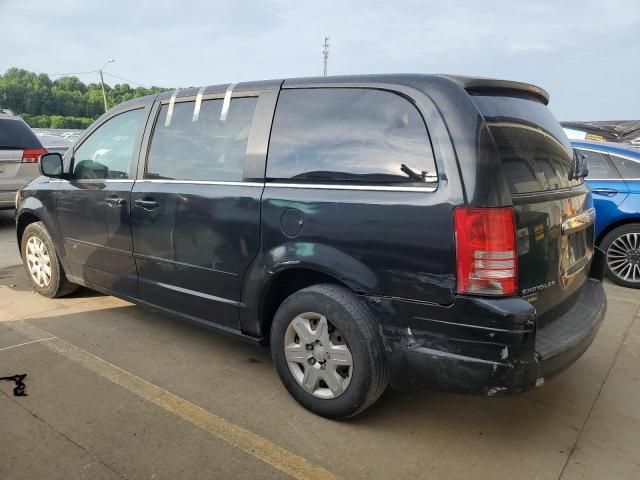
[361,278,606,396]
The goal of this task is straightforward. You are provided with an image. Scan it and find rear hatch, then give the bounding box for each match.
[471,93,594,320]
[0,117,44,190]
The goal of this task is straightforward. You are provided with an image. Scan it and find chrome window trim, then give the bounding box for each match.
[157,90,259,106]
[135,179,263,187]
[131,179,437,192]
[266,182,437,192]
[50,179,135,183]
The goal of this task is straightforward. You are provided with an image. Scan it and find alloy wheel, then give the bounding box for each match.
[284,312,354,399]
[606,232,640,284]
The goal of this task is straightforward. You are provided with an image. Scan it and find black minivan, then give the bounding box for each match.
[16,74,606,418]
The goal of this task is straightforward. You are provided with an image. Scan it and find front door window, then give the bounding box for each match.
[73,108,145,180]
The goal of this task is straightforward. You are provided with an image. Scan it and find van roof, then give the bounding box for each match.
[137,74,549,108]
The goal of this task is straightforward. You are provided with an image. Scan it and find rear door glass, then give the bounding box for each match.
[471,95,581,194]
[146,97,257,182]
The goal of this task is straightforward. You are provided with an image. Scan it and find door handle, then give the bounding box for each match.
[105,196,126,207]
[134,198,159,210]
[591,188,618,197]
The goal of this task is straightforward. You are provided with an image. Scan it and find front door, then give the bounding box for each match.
[56,107,148,297]
[131,91,265,328]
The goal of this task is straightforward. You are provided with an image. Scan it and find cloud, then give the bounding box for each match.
[0,0,638,118]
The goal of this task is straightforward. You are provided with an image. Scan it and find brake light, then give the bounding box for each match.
[454,207,518,296]
[21,148,47,163]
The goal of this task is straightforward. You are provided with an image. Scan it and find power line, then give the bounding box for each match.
[103,71,150,88]
[48,70,98,77]
[42,70,150,89]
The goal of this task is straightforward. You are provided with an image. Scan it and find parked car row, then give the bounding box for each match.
[16,74,607,418]
[0,115,77,210]
[0,113,47,210]
[35,132,75,155]
[575,140,640,288]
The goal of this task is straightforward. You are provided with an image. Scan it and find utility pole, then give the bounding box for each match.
[99,69,108,112]
[98,58,115,112]
[322,36,330,76]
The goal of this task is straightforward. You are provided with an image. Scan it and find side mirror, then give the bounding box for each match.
[39,152,64,178]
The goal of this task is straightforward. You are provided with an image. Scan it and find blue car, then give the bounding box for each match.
[572,140,640,288]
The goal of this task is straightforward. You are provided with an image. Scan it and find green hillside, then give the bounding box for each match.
[0,68,169,129]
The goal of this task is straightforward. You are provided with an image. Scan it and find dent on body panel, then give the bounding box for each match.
[267,241,380,292]
[362,294,537,393]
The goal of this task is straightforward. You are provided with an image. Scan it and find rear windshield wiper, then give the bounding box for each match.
[570,152,589,180]
[400,164,438,183]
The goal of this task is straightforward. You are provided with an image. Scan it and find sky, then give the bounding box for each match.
[1,0,638,120]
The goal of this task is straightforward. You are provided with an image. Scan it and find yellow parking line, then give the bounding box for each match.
[7,320,337,480]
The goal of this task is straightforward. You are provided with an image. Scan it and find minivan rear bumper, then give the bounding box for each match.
[362,273,606,395]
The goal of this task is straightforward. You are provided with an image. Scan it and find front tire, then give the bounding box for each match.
[21,222,78,298]
[601,223,640,289]
[270,284,389,419]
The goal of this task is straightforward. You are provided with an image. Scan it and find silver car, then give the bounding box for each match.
[0,114,46,210]
[36,133,74,156]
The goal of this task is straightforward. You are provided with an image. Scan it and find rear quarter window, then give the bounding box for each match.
[472,95,582,194]
[0,118,42,149]
[577,150,621,180]
[610,154,640,179]
[266,88,436,187]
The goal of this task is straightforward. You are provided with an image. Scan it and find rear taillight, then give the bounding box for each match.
[454,207,518,296]
[21,148,47,163]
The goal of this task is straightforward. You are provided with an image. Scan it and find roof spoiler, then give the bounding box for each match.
[442,75,550,105]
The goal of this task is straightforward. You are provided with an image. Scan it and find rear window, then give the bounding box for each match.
[266,88,436,187]
[0,118,42,149]
[472,95,582,194]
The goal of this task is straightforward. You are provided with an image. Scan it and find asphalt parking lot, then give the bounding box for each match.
[1,209,639,479]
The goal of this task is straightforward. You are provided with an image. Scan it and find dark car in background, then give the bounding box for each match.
[0,113,46,209]
[573,140,640,288]
[16,74,606,418]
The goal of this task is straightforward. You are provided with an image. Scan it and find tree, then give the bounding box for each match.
[0,68,169,128]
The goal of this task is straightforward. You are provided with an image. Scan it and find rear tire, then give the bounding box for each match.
[21,222,78,298]
[270,284,389,419]
[601,223,640,289]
